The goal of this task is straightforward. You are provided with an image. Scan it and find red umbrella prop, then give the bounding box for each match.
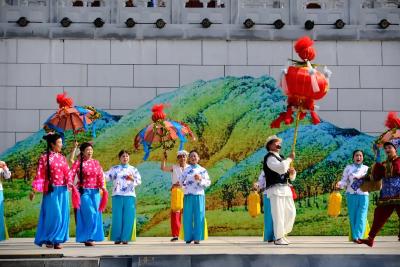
[134,104,195,160]
[270,36,332,159]
[44,93,100,139]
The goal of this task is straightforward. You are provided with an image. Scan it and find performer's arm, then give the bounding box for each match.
[289,168,296,181]
[160,151,173,172]
[68,141,79,165]
[337,166,350,189]
[267,156,291,175]
[254,171,265,190]
[196,170,211,188]
[0,163,11,180]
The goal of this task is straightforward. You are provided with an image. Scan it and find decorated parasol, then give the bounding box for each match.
[43,93,101,139]
[270,36,332,162]
[134,104,195,160]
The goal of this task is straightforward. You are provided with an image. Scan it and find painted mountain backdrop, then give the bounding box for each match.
[1,76,397,237]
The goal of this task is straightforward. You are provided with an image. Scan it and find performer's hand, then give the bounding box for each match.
[163,151,168,160]
[335,182,341,190]
[0,161,5,169]
[252,182,259,191]
[73,141,79,149]
[194,174,202,181]
[289,151,295,160]
[126,174,134,180]
[29,191,35,201]
[289,167,296,175]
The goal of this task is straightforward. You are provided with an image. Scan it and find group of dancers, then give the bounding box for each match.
[0,132,399,248]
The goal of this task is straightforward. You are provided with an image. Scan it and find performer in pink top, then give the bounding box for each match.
[31,133,71,249]
[69,142,107,246]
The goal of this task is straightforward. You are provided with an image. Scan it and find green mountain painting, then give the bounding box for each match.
[1,75,398,237]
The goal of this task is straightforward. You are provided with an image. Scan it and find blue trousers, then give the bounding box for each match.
[76,188,104,243]
[346,193,369,240]
[111,195,136,242]
[34,186,70,246]
[182,194,205,241]
[263,195,275,242]
[0,190,6,241]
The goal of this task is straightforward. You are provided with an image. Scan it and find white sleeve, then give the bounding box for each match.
[1,167,11,179]
[289,170,296,182]
[337,166,350,188]
[199,169,211,188]
[105,167,114,182]
[133,168,142,187]
[267,156,292,175]
[179,169,187,186]
[257,171,266,189]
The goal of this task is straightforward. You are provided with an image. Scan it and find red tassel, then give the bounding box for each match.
[294,36,315,61]
[71,186,81,209]
[284,108,294,125]
[290,185,298,200]
[99,188,108,212]
[270,113,285,128]
[299,112,307,120]
[385,111,400,129]
[56,92,74,108]
[310,111,321,125]
[151,103,167,122]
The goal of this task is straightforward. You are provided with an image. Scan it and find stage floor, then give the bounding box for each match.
[0,236,399,257]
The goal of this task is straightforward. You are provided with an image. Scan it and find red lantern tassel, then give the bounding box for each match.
[71,186,81,209]
[99,188,109,212]
[310,111,321,125]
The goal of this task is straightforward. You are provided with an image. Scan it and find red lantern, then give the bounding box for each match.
[271,36,331,129]
[285,66,329,101]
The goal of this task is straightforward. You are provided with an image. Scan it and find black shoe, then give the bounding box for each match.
[194,241,200,244]
[114,241,121,245]
[122,241,128,245]
[170,237,179,242]
[186,240,192,244]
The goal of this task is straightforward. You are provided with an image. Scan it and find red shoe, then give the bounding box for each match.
[53,244,62,249]
[359,237,374,247]
[84,242,94,247]
[353,239,363,244]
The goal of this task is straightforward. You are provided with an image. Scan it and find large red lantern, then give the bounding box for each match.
[271,36,331,128]
[270,36,332,160]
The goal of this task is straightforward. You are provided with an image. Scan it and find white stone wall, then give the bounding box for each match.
[0,38,399,153]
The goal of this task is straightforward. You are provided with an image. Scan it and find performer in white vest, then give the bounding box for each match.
[263,135,296,245]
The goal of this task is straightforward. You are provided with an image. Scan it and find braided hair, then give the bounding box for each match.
[42,133,62,193]
[78,142,93,194]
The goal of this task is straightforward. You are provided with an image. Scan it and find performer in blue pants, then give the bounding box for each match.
[105,150,141,244]
[179,150,211,244]
[336,150,369,243]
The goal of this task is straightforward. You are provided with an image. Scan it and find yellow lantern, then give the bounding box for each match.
[248,191,261,217]
[328,191,342,217]
[171,187,184,212]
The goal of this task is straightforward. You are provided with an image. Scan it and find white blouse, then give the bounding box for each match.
[338,164,369,195]
[179,164,211,195]
[0,167,11,191]
[105,164,141,197]
[171,164,189,185]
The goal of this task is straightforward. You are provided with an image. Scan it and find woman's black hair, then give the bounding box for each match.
[118,150,130,158]
[352,149,364,158]
[78,142,93,193]
[42,133,62,193]
[189,150,199,156]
